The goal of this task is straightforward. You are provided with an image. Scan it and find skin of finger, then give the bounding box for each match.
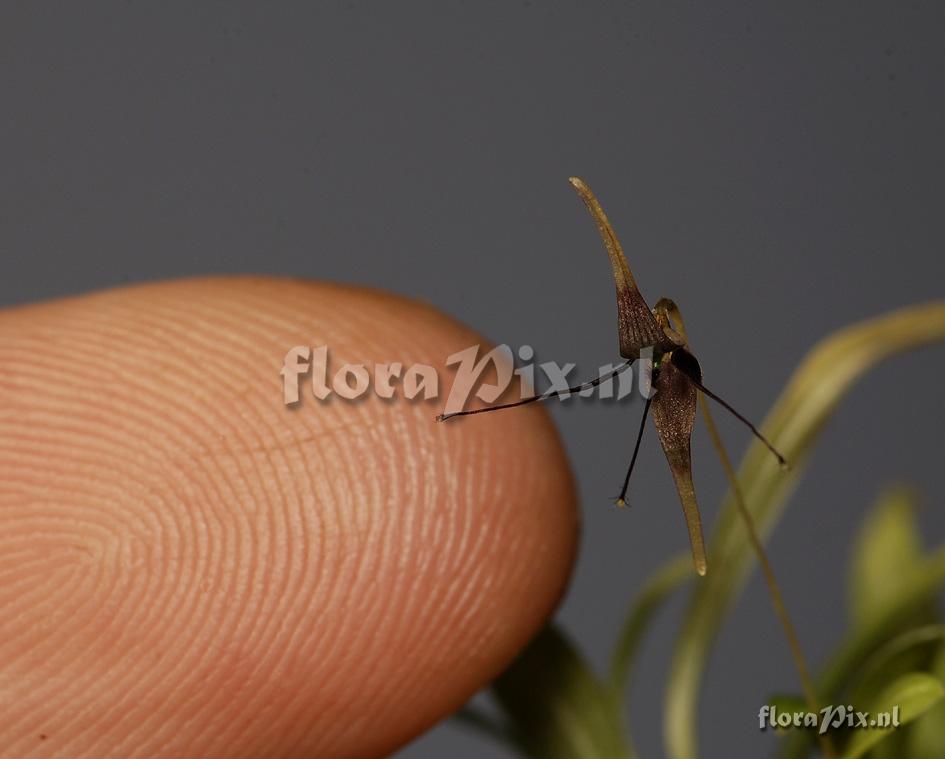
[0,277,578,758]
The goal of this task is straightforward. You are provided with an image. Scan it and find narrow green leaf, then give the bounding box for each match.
[492,625,629,759]
[907,643,945,758]
[610,553,691,697]
[848,487,923,628]
[664,302,945,759]
[608,554,691,759]
[839,673,944,759]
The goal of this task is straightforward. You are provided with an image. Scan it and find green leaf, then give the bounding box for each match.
[663,302,945,759]
[492,625,629,759]
[907,643,945,758]
[866,734,907,759]
[848,624,945,706]
[848,487,923,628]
[781,548,945,759]
[818,545,945,702]
[839,673,944,759]
[607,554,691,759]
[610,553,691,697]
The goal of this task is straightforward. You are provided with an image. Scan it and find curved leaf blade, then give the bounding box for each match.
[849,486,924,628]
[840,672,944,759]
[493,625,629,759]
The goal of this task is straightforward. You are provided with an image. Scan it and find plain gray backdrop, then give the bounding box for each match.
[3,2,944,756]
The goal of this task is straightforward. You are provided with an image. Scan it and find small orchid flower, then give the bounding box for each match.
[438,178,787,575]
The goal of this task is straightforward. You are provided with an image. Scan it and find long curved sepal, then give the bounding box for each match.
[651,355,708,576]
[569,177,679,359]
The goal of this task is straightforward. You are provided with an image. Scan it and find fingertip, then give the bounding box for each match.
[0,276,578,757]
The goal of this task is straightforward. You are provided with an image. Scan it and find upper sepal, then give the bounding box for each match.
[569,177,679,359]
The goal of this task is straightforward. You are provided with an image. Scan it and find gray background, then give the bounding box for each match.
[3,2,944,756]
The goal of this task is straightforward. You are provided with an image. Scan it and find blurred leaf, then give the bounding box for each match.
[492,625,629,759]
[782,546,945,757]
[907,643,945,757]
[781,547,945,759]
[849,625,945,706]
[839,673,944,759]
[664,302,945,759]
[819,545,945,701]
[866,734,907,759]
[607,554,691,759]
[848,487,924,628]
[610,553,691,696]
